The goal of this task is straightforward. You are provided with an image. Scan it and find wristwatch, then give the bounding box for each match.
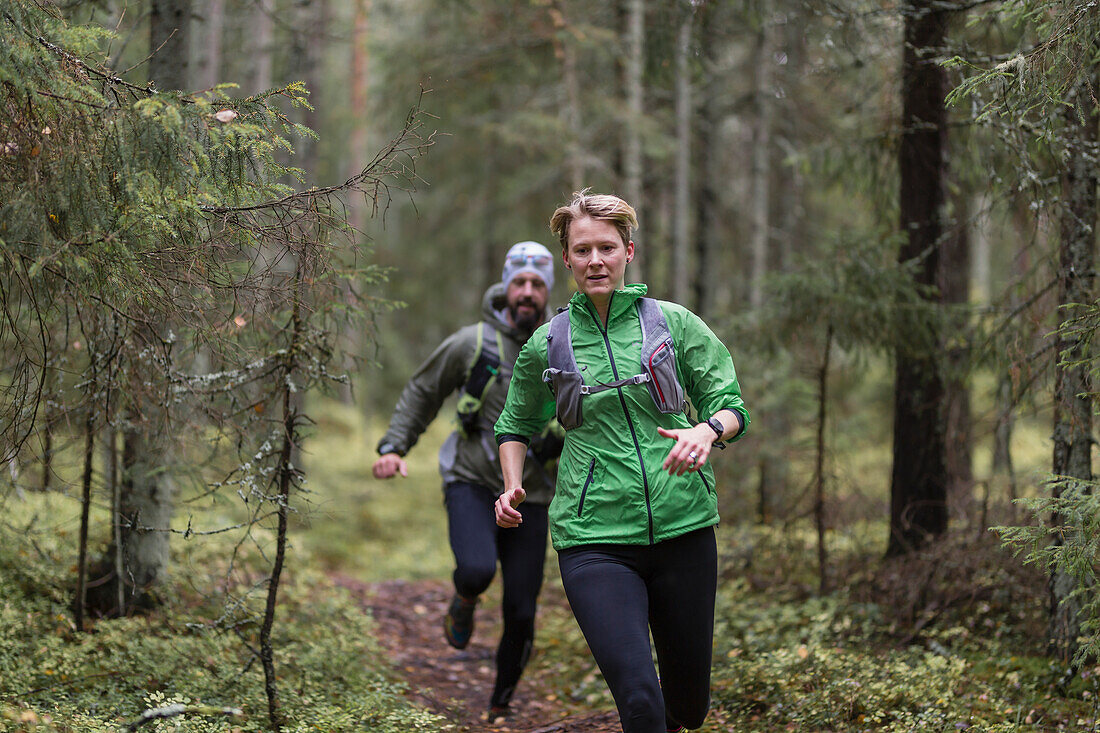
[704,416,725,440]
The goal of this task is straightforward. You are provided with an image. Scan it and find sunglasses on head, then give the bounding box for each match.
[508,252,552,267]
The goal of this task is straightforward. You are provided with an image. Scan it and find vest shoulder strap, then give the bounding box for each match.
[546,307,576,374]
[456,322,504,435]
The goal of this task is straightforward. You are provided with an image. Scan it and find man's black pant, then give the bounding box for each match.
[557,526,717,733]
[444,481,549,708]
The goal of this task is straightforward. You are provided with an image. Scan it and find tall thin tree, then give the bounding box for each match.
[1048,66,1098,663]
[622,0,645,280]
[671,0,695,303]
[886,0,949,556]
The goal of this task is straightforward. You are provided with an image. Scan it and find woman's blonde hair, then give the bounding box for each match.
[549,189,638,251]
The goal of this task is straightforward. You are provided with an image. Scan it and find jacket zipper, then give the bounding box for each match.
[700,470,714,496]
[577,457,596,517]
[586,294,654,544]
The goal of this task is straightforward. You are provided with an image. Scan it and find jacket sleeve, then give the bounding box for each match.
[377,327,473,455]
[494,328,556,443]
[671,306,750,441]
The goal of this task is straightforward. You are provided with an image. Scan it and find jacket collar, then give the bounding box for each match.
[569,283,649,327]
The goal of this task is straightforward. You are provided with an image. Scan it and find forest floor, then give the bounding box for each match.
[335,575,623,733]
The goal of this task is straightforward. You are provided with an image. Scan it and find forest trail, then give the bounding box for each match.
[336,576,621,732]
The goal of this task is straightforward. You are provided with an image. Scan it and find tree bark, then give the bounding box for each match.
[91,7,193,613]
[197,0,224,91]
[347,0,371,233]
[260,265,305,733]
[815,326,833,595]
[252,0,274,95]
[74,398,95,631]
[149,0,191,91]
[671,1,694,304]
[748,12,773,312]
[941,185,973,513]
[551,1,585,193]
[118,400,173,603]
[622,0,645,281]
[1048,67,1098,664]
[886,0,949,557]
[691,1,719,317]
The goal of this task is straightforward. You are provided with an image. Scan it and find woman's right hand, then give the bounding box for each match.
[495,487,527,528]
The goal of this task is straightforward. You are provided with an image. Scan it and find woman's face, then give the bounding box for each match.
[563,216,633,302]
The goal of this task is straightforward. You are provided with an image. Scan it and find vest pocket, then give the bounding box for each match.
[644,337,686,414]
[577,457,596,517]
[543,367,585,430]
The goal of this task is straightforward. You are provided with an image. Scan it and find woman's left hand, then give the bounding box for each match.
[657,424,716,476]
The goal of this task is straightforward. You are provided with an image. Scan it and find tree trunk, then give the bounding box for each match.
[291,0,325,178]
[886,0,949,557]
[691,1,719,317]
[670,1,694,303]
[197,0,224,91]
[992,197,1029,507]
[74,400,95,631]
[551,1,585,193]
[149,0,191,91]
[748,13,772,312]
[815,326,833,595]
[622,0,645,281]
[347,0,370,233]
[941,185,973,515]
[1048,67,1098,664]
[776,1,806,270]
[118,403,173,605]
[251,0,274,95]
[91,5,193,613]
[40,362,55,491]
[260,263,306,733]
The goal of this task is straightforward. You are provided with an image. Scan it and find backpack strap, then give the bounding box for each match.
[456,322,504,436]
[636,298,686,414]
[546,307,646,395]
[542,299,686,429]
[546,308,576,374]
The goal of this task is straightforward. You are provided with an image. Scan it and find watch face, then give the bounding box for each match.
[708,417,724,436]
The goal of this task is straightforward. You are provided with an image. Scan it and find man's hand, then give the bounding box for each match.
[372,453,408,479]
[495,487,527,528]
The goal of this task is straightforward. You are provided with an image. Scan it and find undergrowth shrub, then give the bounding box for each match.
[711,529,1099,732]
[0,523,448,733]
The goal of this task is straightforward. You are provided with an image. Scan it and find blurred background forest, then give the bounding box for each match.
[3,0,1100,731]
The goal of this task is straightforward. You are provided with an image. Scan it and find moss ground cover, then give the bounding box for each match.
[1,398,1097,731]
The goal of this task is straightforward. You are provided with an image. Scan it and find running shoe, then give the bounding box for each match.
[443,593,477,649]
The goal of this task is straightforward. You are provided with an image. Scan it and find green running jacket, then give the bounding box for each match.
[495,283,749,550]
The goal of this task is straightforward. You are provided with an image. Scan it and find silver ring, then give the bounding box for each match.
[688,451,698,462]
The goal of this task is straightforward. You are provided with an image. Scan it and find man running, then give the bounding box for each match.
[372,241,559,718]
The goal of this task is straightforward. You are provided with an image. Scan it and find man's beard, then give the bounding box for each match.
[509,301,542,335]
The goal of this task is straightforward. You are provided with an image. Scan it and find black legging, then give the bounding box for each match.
[557,526,717,733]
[444,481,549,708]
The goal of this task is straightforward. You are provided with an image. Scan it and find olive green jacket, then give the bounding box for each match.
[495,283,748,548]
[377,284,555,505]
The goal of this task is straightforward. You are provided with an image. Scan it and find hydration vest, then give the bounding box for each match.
[451,320,565,471]
[542,297,686,431]
[455,322,504,438]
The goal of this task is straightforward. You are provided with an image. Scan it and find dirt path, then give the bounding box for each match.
[336,576,621,732]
